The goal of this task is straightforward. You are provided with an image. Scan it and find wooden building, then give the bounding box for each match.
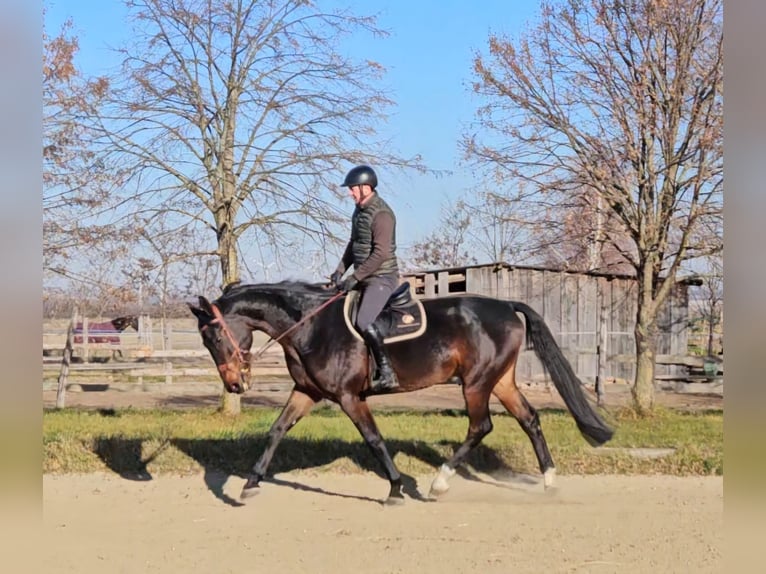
[402,262,698,385]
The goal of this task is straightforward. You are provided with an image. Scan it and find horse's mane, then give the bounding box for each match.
[218,279,335,312]
[222,279,331,295]
[269,279,335,296]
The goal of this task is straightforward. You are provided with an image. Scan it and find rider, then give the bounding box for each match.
[331,165,400,391]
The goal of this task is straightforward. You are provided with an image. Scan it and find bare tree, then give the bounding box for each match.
[91,0,423,413]
[693,256,723,357]
[133,215,218,347]
[404,199,477,270]
[463,0,722,413]
[43,10,130,276]
[527,186,636,274]
[61,254,142,318]
[179,253,221,304]
[464,190,533,264]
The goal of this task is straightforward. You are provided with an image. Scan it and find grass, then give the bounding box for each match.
[43,405,723,478]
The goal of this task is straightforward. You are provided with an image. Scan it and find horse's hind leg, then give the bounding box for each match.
[492,364,556,489]
[430,383,494,497]
[241,388,318,499]
[338,394,404,505]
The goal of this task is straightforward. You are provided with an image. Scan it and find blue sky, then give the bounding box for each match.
[44,0,541,276]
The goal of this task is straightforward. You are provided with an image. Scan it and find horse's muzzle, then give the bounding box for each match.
[218,363,251,394]
[227,382,247,394]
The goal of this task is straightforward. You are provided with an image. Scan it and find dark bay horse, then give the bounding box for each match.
[73,315,139,344]
[72,316,139,360]
[189,281,613,504]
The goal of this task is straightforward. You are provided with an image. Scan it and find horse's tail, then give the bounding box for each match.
[513,301,614,446]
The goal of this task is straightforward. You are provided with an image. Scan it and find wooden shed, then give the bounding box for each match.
[401,262,696,386]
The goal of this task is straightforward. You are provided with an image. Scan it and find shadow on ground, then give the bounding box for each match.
[91,433,521,506]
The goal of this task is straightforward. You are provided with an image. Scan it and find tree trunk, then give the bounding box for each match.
[220,388,240,416]
[218,221,241,416]
[218,226,239,289]
[632,303,656,415]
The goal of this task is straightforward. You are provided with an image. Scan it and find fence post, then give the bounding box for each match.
[81,317,90,363]
[595,284,608,405]
[138,314,153,349]
[424,274,436,298]
[56,308,78,409]
[164,361,173,384]
[437,271,449,296]
[163,321,172,351]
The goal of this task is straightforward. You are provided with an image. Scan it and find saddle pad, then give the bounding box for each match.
[343,291,427,344]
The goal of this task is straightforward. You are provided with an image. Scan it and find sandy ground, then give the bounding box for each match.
[42,381,723,413]
[43,471,722,574]
[42,381,723,573]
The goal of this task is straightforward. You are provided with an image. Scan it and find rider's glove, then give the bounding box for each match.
[329,270,343,289]
[339,275,359,292]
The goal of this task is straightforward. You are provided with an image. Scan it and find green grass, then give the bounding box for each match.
[43,405,723,477]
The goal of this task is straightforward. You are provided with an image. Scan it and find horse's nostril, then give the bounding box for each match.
[230,383,240,393]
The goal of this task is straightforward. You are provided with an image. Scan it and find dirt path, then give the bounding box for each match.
[42,382,722,572]
[42,381,723,412]
[43,472,722,574]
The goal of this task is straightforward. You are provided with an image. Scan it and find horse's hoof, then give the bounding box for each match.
[543,468,557,490]
[429,476,452,496]
[384,495,405,506]
[429,463,455,497]
[240,486,261,500]
[428,487,448,499]
[429,477,451,496]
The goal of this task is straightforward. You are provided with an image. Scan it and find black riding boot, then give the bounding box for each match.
[362,324,399,391]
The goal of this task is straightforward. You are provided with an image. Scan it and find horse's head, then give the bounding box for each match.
[111,316,139,332]
[188,296,253,394]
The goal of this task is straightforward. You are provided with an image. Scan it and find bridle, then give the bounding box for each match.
[203,304,251,376]
[204,290,345,373]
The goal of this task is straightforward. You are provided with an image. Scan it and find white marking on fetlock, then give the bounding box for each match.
[543,467,557,489]
[430,464,456,495]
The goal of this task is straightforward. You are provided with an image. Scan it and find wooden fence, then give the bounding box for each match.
[44,269,720,408]
[402,263,703,389]
[43,314,226,360]
[44,314,292,407]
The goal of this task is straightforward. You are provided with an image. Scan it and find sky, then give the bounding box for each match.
[44,0,541,279]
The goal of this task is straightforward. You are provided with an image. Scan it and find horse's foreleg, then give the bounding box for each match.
[492,368,556,489]
[241,388,317,499]
[430,385,493,497]
[339,395,404,505]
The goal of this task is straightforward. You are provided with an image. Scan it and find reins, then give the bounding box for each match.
[211,290,345,366]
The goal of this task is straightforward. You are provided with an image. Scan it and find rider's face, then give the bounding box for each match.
[349,184,370,205]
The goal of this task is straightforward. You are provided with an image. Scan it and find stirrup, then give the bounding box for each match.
[370,369,399,391]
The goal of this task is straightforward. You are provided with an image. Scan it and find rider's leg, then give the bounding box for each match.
[356,275,399,391]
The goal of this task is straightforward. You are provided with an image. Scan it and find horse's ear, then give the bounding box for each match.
[198,296,215,315]
[188,296,213,319]
[187,301,204,319]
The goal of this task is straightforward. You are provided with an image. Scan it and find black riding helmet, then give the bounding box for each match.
[341,165,377,189]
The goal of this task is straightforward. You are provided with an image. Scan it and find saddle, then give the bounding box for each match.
[343,281,427,344]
